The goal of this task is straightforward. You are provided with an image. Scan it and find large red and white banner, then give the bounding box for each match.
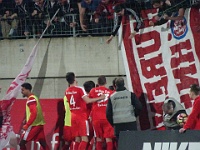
[120,7,200,130]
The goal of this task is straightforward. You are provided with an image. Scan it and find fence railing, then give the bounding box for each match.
[0,14,114,39]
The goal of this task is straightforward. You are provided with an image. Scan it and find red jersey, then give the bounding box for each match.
[94,0,125,19]
[184,96,200,130]
[89,86,113,120]
[65,86,88,119]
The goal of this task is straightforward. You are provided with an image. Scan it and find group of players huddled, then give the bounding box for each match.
[63,73,115,150]
[1,71,200,149]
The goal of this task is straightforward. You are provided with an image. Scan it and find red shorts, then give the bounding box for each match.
[63,126,74,142]
[92,120,114,138]
[21,125,46,142]
[71,118,90,137]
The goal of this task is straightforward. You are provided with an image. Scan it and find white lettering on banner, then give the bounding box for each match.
[51,133,59,150]
[142,142,200,150]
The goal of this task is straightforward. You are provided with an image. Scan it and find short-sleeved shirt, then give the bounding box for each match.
[89,86,113,120]
[65,86,88,119]
[81,0,101,12]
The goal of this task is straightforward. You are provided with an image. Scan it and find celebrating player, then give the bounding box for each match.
[64,72,105,150]
[19,83,49,150]
[179,84,200,133]
[89,75,114,150]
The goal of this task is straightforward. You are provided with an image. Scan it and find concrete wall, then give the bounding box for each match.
[0,36,126,98]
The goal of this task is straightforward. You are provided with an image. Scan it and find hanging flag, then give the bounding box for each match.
[0,42,39,141]
[0,9,60,148]
[120,7,200,130]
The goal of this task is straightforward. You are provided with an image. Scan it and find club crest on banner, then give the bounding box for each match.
[170,13,188,40]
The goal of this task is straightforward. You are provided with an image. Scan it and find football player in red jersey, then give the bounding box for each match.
[20,83,49,150]
[65,72,105,150]
[89,75,114,150]
[179,84,200,133]
[83,80,96,150]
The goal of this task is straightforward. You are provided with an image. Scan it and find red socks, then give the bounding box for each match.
[106,141,113,150]
[72,142,80,150]
[96,141,103,150]
[78,141,88,150]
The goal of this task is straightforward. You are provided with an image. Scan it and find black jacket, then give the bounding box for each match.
[154,0,188,26]
[111,3,142,36]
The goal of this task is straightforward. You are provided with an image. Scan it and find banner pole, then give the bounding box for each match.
[37,8,60,43]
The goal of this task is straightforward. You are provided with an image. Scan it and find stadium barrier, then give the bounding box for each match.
[118,130,200,150]
[0,13,114,39]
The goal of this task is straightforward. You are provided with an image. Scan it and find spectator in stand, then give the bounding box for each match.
[0,0,6,38]
[45,0,60,34]
[89,76,114,150]
[106,78,142,143]
[32,0,48,36]
[94,0,124,33]
[77,0,83,13]
[149,0,188,26]
[46,0,60,20]
[190,0,200,6]
[0,0,18,38]
[11,0,34,37]
[179,84,200,133]
[64,72,105,149]
[69,0,80,14]
[57,0,79,35]
[106,2,143,44]
[94,0,124,22]
[162,97,187,130]
[79,0,101,33]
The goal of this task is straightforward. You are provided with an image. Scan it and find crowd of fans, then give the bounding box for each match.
[0,0,151,39]
[0,0,199,39]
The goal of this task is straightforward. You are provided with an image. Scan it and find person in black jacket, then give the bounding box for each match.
[0,0,17,38]
[149,0,188,26]
[106,2,143,44]
[106,77,142,142]
[10,0,35,36]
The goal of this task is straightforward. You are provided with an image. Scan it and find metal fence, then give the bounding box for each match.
[0,14,114,39]
[0,0,198,39]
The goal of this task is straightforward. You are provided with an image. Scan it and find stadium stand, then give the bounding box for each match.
[0,0,199,39]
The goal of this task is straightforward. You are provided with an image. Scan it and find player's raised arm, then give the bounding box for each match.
[82,94,105,104]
